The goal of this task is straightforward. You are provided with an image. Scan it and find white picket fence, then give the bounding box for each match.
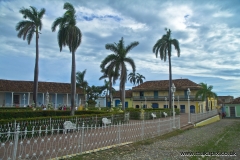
[0,116,180,160]
[190,109,218,123]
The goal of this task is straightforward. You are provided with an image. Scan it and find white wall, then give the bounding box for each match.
[95,97,106,107]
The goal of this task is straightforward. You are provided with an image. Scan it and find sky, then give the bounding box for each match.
[0,0,240,98]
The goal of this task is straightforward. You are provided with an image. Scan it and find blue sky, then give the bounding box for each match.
[0,0,240,98]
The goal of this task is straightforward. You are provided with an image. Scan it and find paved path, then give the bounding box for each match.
[82,119,240,160]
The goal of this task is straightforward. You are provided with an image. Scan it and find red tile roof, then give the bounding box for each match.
[0,79,83,94]
[113,90,132,98]
[132,79,200,91]
[226,97,240,104]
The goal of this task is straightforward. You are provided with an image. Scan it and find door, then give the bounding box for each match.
[190,105,195,113]
[164,105,168,108]
[180,105,185,113]
[115,100,120,107]
[230,106,236,117]
[140,91,144,99]
[14,95,20,106]
[107,102,111,107]
[125,102,128,108]
[154,91,158,99]
[152,103,158,108]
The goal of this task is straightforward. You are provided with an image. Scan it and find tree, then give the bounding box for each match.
[52,2,82,115]
[76,69,88,105]
[136,73,145,85]
[16,6,46,107]
[86,85,102,106]
[153,28,180,109]
[128,72,136,86]
[99,68,118,107]
[100,37,138,110]
[195,83,217,111]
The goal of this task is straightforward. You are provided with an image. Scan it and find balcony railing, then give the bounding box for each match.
[132,96,201,101]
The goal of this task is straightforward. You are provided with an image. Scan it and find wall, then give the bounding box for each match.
[0,92,4,106]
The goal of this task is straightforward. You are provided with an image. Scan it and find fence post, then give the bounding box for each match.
[80,122,85,154]
[12,122,20,160]
[118,121,121,145]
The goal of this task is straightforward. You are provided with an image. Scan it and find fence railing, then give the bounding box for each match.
[0,116,180,160]
[0,114,124,134]
[190,109,218,124]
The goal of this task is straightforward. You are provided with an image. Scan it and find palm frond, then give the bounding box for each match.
[125,41,139,54]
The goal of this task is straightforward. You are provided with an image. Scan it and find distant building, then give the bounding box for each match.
[223,97,240,118]
[0,79,84,108]
[217,96,234,103]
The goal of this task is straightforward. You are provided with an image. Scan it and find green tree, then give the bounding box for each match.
[195,83,217,111]
[101,37,139,110]
[52,2,82,115]
[153,28,180,109]
[136,73,145,86]
[76,69,88,106]
[16,6,46,107]
[128,72,136,86]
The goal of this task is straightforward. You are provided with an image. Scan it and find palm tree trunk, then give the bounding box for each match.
[122,82,125,110]
[71,51,76,116]
[168,53,172,109]
[109,77,112,108]
[33,32,39,108]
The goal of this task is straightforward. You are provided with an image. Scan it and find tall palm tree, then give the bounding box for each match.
[16,6,46,107]
[153,28,180,109]
[100,37,139,110]
[52,2,82,115]
[195,83,217,111]
[76,69,88,105]
[128,72,136,86]
[136,73,145,86]
[99,68,118,107]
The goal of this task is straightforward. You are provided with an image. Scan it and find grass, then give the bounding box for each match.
[189,121,240,160]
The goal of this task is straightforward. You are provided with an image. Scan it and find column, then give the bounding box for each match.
[11,92,14,106]
[55,93,57,109]
[42,93,44,105]
[66,93,68,107]
[28,92,30,105]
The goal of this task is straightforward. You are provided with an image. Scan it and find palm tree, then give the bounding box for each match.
[136,73,145,85]
[99,68,118,107]
[128,72,136,86]
[153,28,180,109]
[52,2,82,115]
[100,37,139,110]
[195,83,217,111]
[76,69,88,106]
[16,6,45,107]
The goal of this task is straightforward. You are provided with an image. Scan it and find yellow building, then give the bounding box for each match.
[132,79,217,113]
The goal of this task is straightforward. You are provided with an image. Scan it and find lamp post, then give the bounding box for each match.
[23,94,26,107]
[171,83,176,129]
[165,97,167,108]
[187,88,191,124]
